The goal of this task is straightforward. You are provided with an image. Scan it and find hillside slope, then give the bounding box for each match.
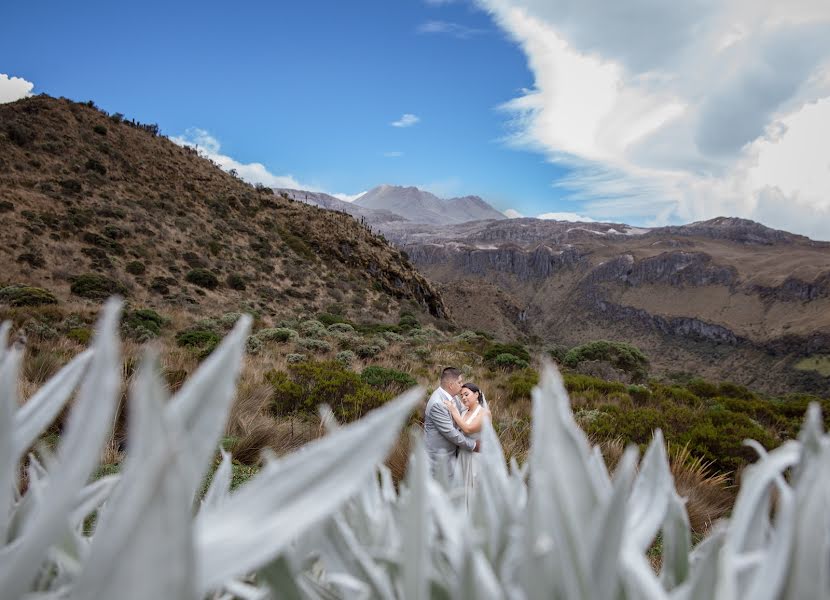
[0,96,448,321]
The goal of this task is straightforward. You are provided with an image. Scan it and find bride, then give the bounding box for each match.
[442,383,490,508]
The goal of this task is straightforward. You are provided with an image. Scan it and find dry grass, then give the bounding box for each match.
[669,442,734,534]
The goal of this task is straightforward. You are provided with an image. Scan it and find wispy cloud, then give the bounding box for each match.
[503,208,523,218]
[477,0,830,239]
[537,212,596,223]
[0,73,34,104]
[383,151,404,158]
[417,20,486,39]
[171,128,362,200]
[391,113,420,128]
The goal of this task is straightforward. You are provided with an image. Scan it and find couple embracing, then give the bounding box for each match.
[424,367,491,507]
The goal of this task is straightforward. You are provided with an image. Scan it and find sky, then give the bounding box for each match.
[2,0,829,239]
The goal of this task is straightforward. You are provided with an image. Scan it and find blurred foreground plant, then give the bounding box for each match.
[0,299,827,599]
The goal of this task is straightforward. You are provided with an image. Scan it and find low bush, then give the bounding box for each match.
[0,285,58,307]
[122,308,166,341]
[328,322,355,334]
[505,368,539,402]
[185,268,219,290]
[335,350,356,366]
[297,338,333,353]
[483,342,531,365]
[492,353,529,371]
[286,353,306,364]
[66,327,92,345]
[355,345,382,359]
[70,274,127,300]
[299,320,326,338]
[125,261,146,275]
[360,366,417,394]
[226,273,246,290]
[266,360,392,422]
[564,340,649,382]
[175,328,220,358]
[254,328,298,343]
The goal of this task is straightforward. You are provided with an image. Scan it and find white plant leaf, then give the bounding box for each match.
[626,430,673,552]
[201,448,232,511]
[0,345,22,543]
[660,487,692,590]
[14,349,93,462]
[166,314,252,502]
[401,433,431,600]
[70,350,196,600]
[0,299,122,598]
[590,445,639,600]
[195,386,422,594]
[782,443,830,599]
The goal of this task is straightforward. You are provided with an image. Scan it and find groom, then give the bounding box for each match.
[424,366,479,479]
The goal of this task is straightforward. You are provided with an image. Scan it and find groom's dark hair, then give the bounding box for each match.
[440,367,462,385]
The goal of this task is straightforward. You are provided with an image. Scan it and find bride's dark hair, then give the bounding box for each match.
[461,383,485,406]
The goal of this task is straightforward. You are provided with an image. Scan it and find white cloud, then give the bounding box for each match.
[333,191,367,203]
[0,74,34,104]
[391,113,420,128]
[537,212,595,222]
[476,0,830,239]
[383,151,404,158]
[171,128,362,201]
[417,21,487,39]
[503,208,524,218]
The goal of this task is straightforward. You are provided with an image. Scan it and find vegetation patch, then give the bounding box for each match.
[175,327,220,358]
[266,360,392,422]
[185,268,219,290]
[125,260,146,276]
[360,366,417,394]
[564,340,649,382]
[70,274,127,300]
[794,355,830,377]
[0,285,58,307]
[122,308,167,341]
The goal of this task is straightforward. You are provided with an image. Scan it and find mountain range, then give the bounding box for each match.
[280,184,830,394]
[276,184,506,226]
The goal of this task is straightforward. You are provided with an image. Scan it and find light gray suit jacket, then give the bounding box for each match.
[424,387,476,478]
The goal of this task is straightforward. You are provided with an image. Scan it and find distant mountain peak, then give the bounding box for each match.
[355,184,505,225]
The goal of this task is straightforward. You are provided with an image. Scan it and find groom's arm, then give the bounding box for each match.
[428,402,477,452]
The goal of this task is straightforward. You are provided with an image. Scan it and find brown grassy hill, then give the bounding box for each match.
[0,95,447,323]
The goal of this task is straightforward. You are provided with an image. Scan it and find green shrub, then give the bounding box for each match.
[0,285,58,307]
[297,338,333,353]
[328,322,355,334]
[255,328,298,343]
[398,313,420,331]
[360,366,417,394]
[286,353,306,364]
[563,373,628,396]
[299,320,326,337]
[335,350,356,366]
[266,360,393,421]
[564,340,649,382]
[226,273,246,290]
[506,368,539,402]
[93,124,107,135]
[626,384,652,404]
[122,308,166,341]
[175,328,220,358]
[185,268,219,290]
[484,342,531,364]
[125,261,146,275]
[355,345,382,359]
[492,353,529,370]
[85,158,107,175]
[70,274,127,300]
[318,312,348,327]
[686,378,719,398]
[66,327,93,345]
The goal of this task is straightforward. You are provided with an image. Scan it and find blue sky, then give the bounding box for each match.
[2,0,829,237]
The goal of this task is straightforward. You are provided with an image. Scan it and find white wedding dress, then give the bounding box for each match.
[455,405,482,509]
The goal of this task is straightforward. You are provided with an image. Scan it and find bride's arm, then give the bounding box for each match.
[441,398,467,429]
[458,407,490,434]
